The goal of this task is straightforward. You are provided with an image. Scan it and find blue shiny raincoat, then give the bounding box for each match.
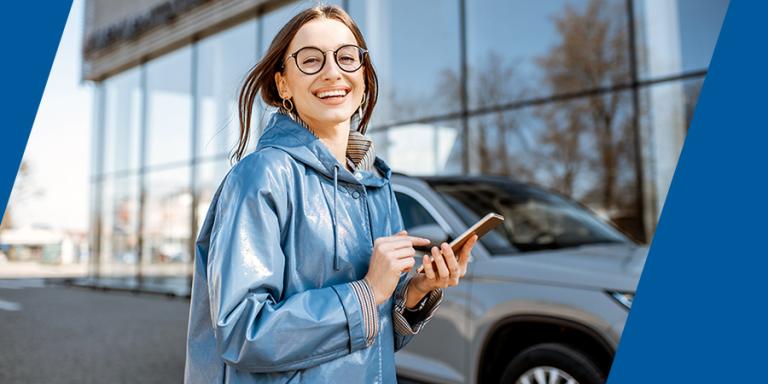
[185,113,439,383]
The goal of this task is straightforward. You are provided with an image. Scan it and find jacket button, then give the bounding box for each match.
[352,191,361,199]
[354,172,363,180]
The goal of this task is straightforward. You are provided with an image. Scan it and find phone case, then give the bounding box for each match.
[416,212,504,274]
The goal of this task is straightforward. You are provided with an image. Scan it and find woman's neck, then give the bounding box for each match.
[299,113,352,170]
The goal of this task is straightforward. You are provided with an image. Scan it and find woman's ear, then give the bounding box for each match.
[274,72,290,99]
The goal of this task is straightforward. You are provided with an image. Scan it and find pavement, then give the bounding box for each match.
[0,279,189,383]
[0,278,425,384]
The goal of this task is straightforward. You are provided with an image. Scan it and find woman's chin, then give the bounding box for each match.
[306,108,354,126]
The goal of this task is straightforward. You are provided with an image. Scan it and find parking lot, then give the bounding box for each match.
[0,279,189,383]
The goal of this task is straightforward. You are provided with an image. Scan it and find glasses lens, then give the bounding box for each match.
[295,47,325,74]
[336,45,363,72]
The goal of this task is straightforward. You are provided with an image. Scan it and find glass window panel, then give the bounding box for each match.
[394,192,440,230]
[466,0,630,109]
[349,0,461,125]
[467,90,640,240]
[370,119,462,176]
[88,180,102,276]
[639,77,703,235]
[197,20,258,159]
[634,0,729,80]
[142,166,192,280]
[195,158,231,231]
[91,83,105,178]
[146,47,193,167]
[99,174,140,277]
[98,176,113,275]
[103,68,142,173]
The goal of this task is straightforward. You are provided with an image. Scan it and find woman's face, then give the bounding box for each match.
[275,18,366,132]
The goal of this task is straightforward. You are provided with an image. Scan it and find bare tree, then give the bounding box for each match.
[434,51,532,176]
[536,0,633,212]
[1,160,44,231]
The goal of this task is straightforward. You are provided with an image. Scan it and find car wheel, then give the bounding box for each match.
[499,343,605,384]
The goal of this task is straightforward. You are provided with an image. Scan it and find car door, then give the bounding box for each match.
[392,187,472,384]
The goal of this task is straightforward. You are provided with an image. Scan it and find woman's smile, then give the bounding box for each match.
[313,86,351,105]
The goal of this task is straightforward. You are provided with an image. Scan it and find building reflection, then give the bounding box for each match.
[82,0,729,294]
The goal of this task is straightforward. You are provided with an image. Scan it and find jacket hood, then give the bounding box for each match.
[255,112,394,271]
[256,112,392,187]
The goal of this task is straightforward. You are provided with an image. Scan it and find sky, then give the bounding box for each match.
[8,0,91,232]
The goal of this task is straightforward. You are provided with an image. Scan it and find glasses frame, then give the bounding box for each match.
[282,44,368,75]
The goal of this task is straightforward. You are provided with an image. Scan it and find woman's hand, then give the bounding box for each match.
[365,231,430,305]
[408,234,479,301]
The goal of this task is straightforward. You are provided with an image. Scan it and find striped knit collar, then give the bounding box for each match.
[278,109,376,173]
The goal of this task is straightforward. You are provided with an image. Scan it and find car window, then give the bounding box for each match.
[431,180,629,254]
[394,192,440,230]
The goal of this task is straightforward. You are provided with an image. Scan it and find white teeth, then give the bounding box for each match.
[316,89,348,99]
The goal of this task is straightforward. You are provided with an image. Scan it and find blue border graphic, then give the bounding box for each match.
[0,2,72,220]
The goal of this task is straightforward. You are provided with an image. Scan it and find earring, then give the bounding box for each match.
[357,93,367,121]
[282,97,294,112]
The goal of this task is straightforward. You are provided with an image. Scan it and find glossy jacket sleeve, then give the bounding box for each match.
[206,156,368,372]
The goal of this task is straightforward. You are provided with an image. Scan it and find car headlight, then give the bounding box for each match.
[608,291,634,310]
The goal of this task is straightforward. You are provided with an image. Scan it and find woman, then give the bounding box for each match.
[185,5,478,383]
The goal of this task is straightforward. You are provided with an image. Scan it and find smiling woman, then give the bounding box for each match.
[184,4,479,384]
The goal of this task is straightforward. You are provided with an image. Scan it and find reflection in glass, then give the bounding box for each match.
[468,90,639,239]
[394,192,440,230]
[370,120,462,175]
[634,0,728,80]
[99,174,140,277]
[88,179,100,276]
[103,68,142,173]
[465,0,629,109]
[142,166,192,278]
[197,20,257,159]
[639,77,704,229]
[195,159,231,231]
[146,47,192,167]
[349,0,461,125]
[431,179,629,254]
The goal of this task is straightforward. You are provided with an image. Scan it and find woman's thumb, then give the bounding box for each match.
[395,230,408,236]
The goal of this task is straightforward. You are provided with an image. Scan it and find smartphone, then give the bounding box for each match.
[416,212,505,274]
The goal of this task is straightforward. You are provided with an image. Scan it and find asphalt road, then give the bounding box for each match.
[0,279,189,383]
[0,279,426,384]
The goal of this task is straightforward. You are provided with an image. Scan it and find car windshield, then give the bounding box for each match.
[429,179,629,253]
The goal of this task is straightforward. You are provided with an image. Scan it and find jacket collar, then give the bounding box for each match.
[256,112,391,187]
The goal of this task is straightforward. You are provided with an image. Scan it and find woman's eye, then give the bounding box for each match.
[302,57,321,65]
[339,56,356,64]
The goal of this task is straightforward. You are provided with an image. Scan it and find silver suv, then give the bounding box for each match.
[392,174,647,384]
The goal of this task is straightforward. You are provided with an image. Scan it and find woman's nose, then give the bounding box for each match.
[320,51,343,80]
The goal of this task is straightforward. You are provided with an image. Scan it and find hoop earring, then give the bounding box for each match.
[282,97,294,112]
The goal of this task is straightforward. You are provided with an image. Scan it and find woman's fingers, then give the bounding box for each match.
[457,235,478,276]
[441,242,461,279]
[390,247,416,259]
[397,256,416,273]
[431,246,450,281]
[386,237,430,249]
[422,254,436,280]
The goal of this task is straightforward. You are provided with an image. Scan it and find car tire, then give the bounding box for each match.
[499,343,605,384]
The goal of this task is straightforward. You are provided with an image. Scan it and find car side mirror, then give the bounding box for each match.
[405,224,450,248]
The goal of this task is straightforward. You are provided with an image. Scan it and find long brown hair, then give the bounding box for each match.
[231,5,379,164]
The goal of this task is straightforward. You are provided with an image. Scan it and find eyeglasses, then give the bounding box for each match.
[283,44,367,75]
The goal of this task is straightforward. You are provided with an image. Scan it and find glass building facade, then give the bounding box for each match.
[88,0,728,294]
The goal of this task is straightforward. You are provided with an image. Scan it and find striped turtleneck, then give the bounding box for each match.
[278,109,376,172]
